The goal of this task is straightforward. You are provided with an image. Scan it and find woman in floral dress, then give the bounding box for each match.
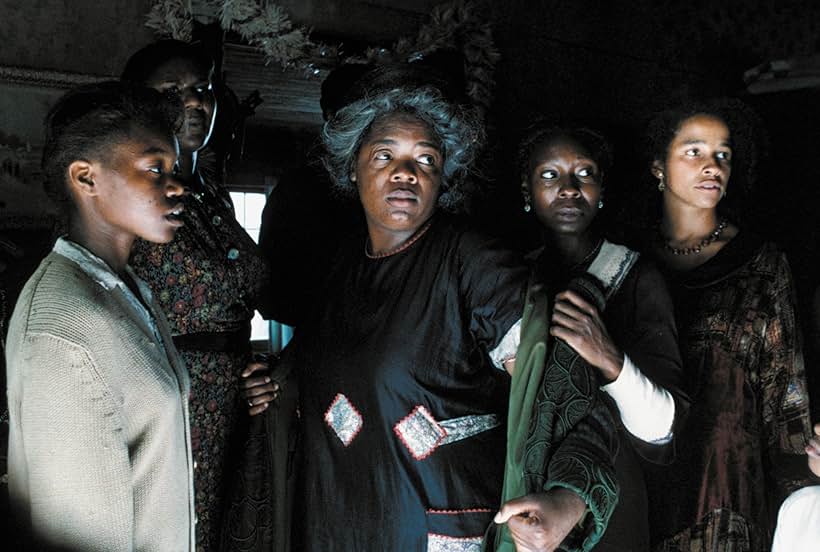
[123,40,270,550]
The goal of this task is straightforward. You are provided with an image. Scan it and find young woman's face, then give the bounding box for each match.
[657,114,732,211]
[527,135,603,238]
[352,113,443,238]
[92,126,185,244]
[145,56,215,153]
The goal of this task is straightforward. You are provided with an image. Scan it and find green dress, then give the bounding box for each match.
[494,241,638,552]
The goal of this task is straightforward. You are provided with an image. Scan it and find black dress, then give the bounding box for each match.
[534,250,688,552]
[293,215,527,551]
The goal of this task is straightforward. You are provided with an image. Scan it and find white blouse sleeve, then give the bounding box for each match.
[488,318,522,370]
[601,354,675,444]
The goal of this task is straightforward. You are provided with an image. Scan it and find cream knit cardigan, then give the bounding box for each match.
[6,247,195,551]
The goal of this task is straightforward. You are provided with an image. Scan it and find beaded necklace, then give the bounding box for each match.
[660,219,727,255]
[365,219,434,259]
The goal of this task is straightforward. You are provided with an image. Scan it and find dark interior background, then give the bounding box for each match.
[1,1,819,417]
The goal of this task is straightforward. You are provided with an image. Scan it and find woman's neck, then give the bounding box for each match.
[542,230,601,269]
[660,200,720,247]
[366,217,433,258]
[67,219,133,276]
[657,199,738,271]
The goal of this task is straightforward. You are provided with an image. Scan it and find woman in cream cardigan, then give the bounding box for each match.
[6,82,194,551]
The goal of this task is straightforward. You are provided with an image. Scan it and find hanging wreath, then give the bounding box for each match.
[145,0,195,43]
[145,0,498,111]
[146,0,317,67]
[357,0,500,115]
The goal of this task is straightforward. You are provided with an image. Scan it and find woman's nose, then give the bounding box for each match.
[703,158,722,176]
[557,177,582,197]
[179,87,202,109]
[391,160,418,183]
[166,174,187,197]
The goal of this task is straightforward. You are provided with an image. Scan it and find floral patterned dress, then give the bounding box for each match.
[130,176,269,551]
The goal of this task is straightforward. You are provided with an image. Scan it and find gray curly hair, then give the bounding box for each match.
[321,86,482,212]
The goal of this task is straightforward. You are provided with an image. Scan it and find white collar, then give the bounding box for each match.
[52,237,158,325]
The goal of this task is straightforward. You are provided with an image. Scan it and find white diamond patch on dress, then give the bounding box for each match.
[439,414,500,444]
[427,533,483,552]
[394,406,502,460]
[394,405,447,460]
[324,393,363,446]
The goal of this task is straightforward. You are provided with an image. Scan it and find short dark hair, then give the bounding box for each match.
[645,98,761,222]
[322,85,482,212]
[516,124,613,183]
[121,39,213,85]
[42,81,180,210]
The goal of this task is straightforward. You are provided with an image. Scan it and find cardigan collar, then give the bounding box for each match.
[53,237,161,342]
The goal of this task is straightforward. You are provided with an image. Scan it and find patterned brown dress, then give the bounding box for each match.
[646,232,813,552]
[130,177,269,551]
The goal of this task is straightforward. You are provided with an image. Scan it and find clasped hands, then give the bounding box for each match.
[241,357,280,416]
[550,289,623,383]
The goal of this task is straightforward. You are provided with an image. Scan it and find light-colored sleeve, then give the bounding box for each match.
[601,354,675,444]
[8,335,133,551]
[772,486,820,552]
[488,318,522,370]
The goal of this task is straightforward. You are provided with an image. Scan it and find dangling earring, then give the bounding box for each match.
[522,187,532,212]
[657,175,666,192]
[597,199,604,209]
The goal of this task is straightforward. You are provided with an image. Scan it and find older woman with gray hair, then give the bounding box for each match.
[281,85,523,550]
[238,84,614,552]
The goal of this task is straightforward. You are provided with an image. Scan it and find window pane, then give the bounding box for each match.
[250,310,267,341]
[230,191,245,224]
[227,190,269,344]
[245,193,266,232]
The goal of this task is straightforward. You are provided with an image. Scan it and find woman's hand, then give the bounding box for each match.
[550,289,624,383]
[241,359,280,416]
[494,488,587,552]
[807,422,820,478]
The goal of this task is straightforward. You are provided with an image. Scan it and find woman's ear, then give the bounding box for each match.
[67,160,98,197]
[650,160,664,179]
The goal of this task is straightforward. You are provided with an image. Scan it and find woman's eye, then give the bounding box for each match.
[418,154,436,166]
[716,151,731,161]
[685,148,699,157]
[374,151,391,161]
[148,165,163,175]
[577,167,593,178]
[540,169,558,180]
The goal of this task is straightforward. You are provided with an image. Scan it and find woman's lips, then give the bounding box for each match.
[696,179,723,193]
[386,191,418,208]
[555,206,584,219]
[165,204,186,226]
